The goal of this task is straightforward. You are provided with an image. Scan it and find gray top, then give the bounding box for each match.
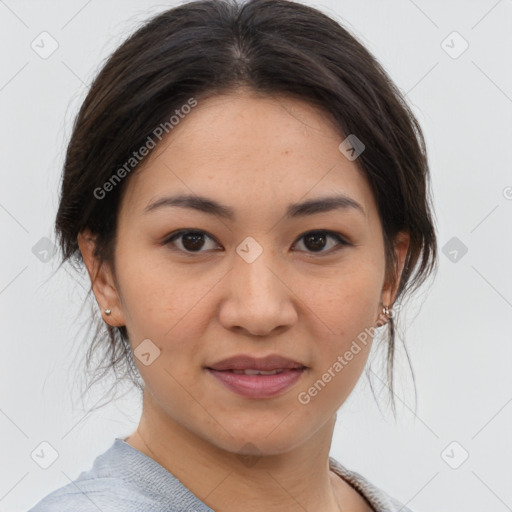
[28,438,413,511]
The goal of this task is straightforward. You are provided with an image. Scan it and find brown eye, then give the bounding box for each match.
[165,230,220,253]
[163,229,349,256]
[294,230,349,255]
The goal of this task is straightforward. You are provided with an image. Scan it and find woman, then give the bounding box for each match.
[29,0,437,510]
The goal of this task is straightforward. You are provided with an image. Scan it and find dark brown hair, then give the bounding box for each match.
[54,0,438,417]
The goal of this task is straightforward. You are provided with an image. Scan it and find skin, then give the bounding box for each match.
[78,88,409,512]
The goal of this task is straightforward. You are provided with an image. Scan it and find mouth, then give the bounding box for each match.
[204,353,308,398]
[205,353,307,372]
[205,366,307,398]
[207,368,305,375]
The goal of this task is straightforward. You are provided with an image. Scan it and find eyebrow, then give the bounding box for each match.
[143,193,365,219]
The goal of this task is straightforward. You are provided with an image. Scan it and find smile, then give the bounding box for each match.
[206,368,306,398]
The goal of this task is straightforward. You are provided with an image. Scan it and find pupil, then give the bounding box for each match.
[304,232,326,251]
[180,232,328,252]
[183,232,205,251]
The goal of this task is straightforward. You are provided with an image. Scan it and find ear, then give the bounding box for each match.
[379,230,410,317]
[77,229,125,327]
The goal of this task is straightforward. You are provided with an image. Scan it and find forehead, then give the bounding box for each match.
[120,91,377,224]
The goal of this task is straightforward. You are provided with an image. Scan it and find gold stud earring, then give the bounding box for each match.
[382,304,392,319]
[376,303,393,326]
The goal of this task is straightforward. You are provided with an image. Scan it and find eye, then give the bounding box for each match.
[163,229,349,256]
[293,230,350,255]
[164,229,220,253]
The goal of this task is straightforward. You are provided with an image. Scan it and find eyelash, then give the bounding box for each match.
[163,229,350,256]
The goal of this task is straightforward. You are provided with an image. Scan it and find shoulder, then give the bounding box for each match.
[329,456,414,512]
[27,439,140,512]
[27,477,163,512]
[28,438,213,512]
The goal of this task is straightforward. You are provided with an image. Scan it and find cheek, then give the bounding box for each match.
[114,242,201,332]
[295,260,383,339]
[115,248,219,383]
[291,260,382,394]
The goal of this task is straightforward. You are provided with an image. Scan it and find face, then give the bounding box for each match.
[81,89,408,456]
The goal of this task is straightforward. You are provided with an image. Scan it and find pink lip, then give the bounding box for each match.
[207,353,306,372]
[207,368,306,398]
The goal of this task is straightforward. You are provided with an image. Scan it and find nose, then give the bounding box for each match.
[218,247,298,337]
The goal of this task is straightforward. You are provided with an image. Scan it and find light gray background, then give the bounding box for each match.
[1,1,511,511]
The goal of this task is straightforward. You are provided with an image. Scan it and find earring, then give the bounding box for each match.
[104,309,112,315]
[382,304,392,319]
[376,303,393,326]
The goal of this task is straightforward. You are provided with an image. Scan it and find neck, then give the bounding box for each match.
[125,394,352,511]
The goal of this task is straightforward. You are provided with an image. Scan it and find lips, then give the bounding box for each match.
[207,369,307,399]
[205,354,308,398]
[206,354,307,372]
[223,369,288,375]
